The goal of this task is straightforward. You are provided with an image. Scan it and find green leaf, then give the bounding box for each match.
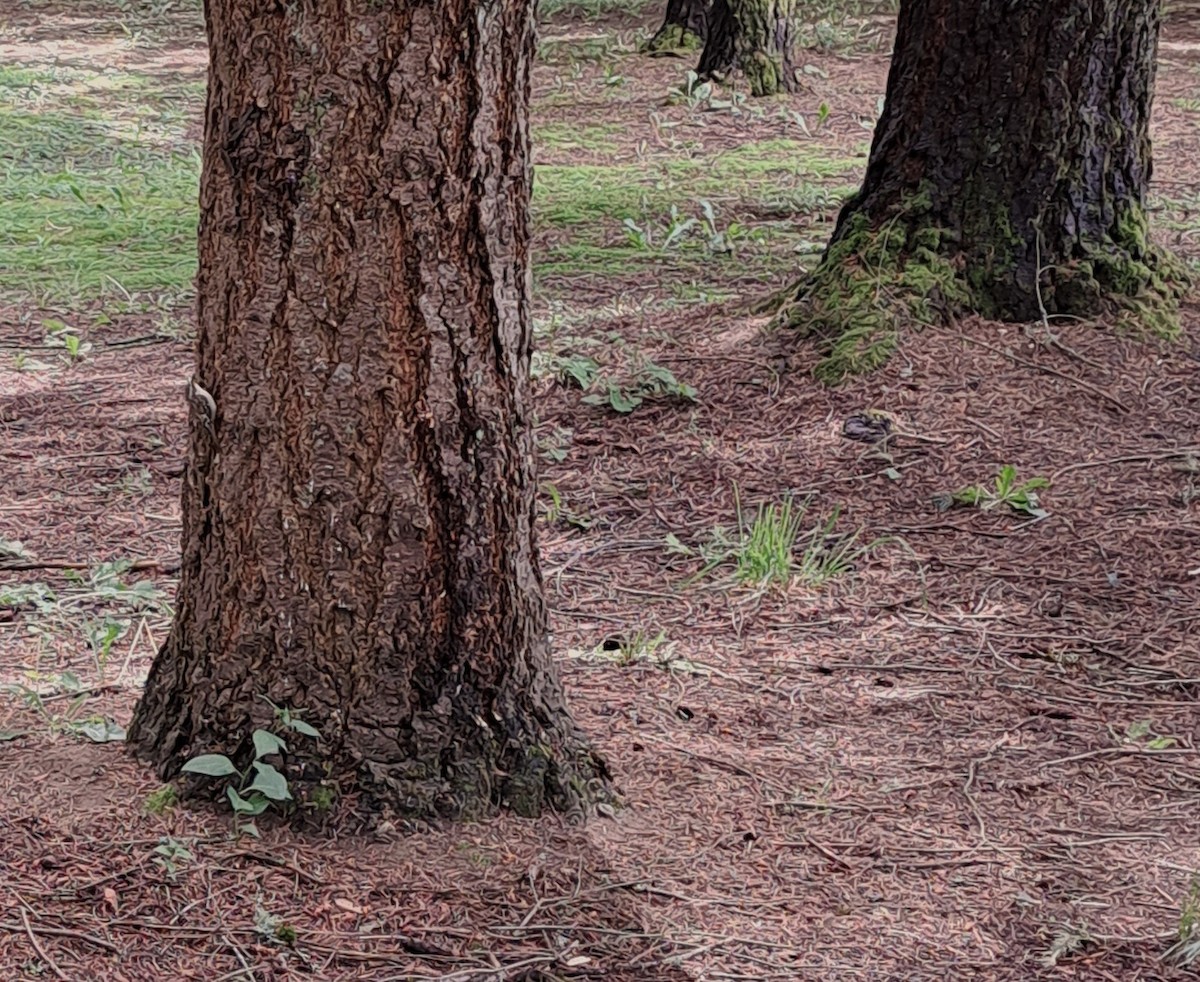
[995,464,1017,494]
[182,754,237,778]
[288,719,320,739]
[0,730,26,742]
[247,762,292,801]
[227,786,270,815]
[252,729,286,759]
[559,356,599,389]
[75,719,126,743]
[606,385,641,413]
[239,821,261,838]
[883,467,902,482]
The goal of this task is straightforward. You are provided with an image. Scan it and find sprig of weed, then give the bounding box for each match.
[2,671,125,742]
[947,465,1050,518]
[539,481,594,529]
[733,490,805,586]
[581,356,696,413]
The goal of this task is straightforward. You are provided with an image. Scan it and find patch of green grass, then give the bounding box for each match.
[534,143,857,228]
[530,141,856,288]
[538,0,653,19]
[534,121,625,154]
[0,64,201,306]
[537,33,640,64]
[675,492,874,590]
[735,493,806,586]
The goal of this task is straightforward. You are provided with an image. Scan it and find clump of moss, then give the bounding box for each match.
[781,210,970,383]
[1053,203,1188,339]
[744,51,787,97]
[643,25,704,54]
[779,196,1188,383]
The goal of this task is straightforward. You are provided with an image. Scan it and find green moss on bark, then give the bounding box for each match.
[644,24,704,53]
[1051,202,1187,338]
[744,51,786,97]
[782,196,1187,384]
[781,210,970,384]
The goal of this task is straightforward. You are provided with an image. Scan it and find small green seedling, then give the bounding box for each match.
[254,899,298,945]
[950,465,1049,518]
[539,481,594,530]
[598,628,669,666]
[42,319,92,363]
[581,357,696,414]
[144,785,178,815]
[181,706,319,837]
[3,672,126,742]
[1120,718,1177,750]
[151,836,194,879]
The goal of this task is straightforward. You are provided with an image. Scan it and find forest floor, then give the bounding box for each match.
[2,1,1200,979]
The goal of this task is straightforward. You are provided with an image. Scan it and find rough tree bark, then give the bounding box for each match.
[697,0,800,96]
[127,0,610,821]
[783,0,1185,382]
[646,0,713,54]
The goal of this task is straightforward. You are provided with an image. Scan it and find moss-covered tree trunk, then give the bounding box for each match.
[786,0,1185,382]
[646,0,713,54]
[126,0,610,822]
[697,0,800,96]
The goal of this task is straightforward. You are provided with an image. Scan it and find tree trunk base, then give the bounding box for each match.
[780,202,1186,385]
[129,658,614,823]
[697,0,799,97]
[351,693,614,822]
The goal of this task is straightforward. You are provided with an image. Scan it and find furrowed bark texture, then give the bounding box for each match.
[128,0,609,820]
[647,0,713,53]
[792,0,1182,380]
[698,0,799,96]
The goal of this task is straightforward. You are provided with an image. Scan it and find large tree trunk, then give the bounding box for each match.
[646,0,713,54]
[784,0,1185,382]
[697,0,800,96]
[127,0,610,821]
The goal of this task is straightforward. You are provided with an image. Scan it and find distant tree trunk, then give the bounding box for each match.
[646,0,712,54]
[697,0,799,96]
[127,0,610,821]
[784,0,1185,382]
